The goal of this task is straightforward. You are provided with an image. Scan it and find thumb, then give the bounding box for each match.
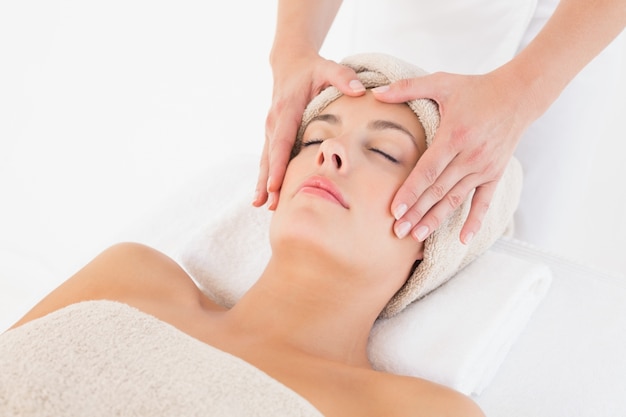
[329,64,366,97]
[371,73,442,104]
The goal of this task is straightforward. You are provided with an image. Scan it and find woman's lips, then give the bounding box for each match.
[298,176,349,208]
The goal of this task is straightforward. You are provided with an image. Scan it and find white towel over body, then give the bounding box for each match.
[0,300,323,417]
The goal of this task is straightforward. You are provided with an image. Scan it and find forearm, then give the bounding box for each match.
[506,0,626,118]
[270,0,343,66]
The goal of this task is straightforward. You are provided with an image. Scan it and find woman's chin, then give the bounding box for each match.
[271,225,338,255]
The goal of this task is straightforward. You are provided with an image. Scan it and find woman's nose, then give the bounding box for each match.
[316,139,347,171]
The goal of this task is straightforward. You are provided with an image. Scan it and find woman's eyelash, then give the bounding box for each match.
[302,139,324,147]
[370,147,399,163]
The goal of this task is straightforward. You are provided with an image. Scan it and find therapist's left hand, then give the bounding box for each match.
[372,68,537,244]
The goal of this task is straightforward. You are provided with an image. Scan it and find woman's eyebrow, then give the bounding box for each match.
[368,120,418,148]
[308,113,340,126]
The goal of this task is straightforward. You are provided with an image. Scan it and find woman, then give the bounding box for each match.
[1,54,519,417]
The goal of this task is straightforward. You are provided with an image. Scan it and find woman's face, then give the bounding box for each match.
[270,91,426,282]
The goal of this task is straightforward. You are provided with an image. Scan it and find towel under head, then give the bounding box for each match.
[293,52,523,318]
[293,53,440,156]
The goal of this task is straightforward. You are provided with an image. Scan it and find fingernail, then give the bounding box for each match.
[393,203,408,220]
[371,85,389,94]
[414,225,429,242]
[463,232,474,245]
[349,79,365,93]
[267,192,275,209]
[395,221,412,239]
[253,189,260,204]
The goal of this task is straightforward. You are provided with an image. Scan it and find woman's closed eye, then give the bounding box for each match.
[369,147,399,163]
[302,139,324,147]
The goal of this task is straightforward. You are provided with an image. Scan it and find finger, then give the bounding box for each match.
[255,102,283,207]
[371,73,446,104]
[408,175,480,242]
[253,137,270,207]
[332,65,366,96]
[266,114,298,194]
[391,137,457,222]
[394,163,470,239]
[267,190,280,211]
[414,178,475,242]
[459,182,497,244]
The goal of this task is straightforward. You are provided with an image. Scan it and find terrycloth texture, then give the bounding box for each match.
[180,194,551,395]
[0,300,323,417]
[368,249,552,396]
[293,52,523,317]
[293,54,440,157]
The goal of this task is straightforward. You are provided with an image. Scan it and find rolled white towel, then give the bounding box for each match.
[367,249,552,396]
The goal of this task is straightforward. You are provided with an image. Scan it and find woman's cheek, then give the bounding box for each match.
[377,176,404,205]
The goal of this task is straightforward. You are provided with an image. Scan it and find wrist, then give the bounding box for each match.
[270,40,317,67]
[496,56,561,124]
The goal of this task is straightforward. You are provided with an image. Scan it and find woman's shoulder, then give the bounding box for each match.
[298,359,484,417]
[9,242,223,330]
[93,242,201,300]
[358,369,486,417]
[97,242,227,318]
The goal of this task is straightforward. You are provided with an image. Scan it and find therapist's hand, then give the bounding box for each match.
[373,69,536,244]
[254,52,365,210]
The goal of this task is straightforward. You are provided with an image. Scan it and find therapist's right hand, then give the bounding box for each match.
[253,52,365,210]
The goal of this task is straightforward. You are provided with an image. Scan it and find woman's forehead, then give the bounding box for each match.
[321,92,418,123]
[315,92,426,144]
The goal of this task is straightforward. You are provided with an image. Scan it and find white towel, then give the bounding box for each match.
[0,300,323,417]
[368,248,552,395]
[179,195,552,396]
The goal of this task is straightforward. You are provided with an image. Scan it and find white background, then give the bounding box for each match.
[1,1,625,331]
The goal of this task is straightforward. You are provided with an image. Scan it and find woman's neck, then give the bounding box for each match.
[219,255,391,368]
